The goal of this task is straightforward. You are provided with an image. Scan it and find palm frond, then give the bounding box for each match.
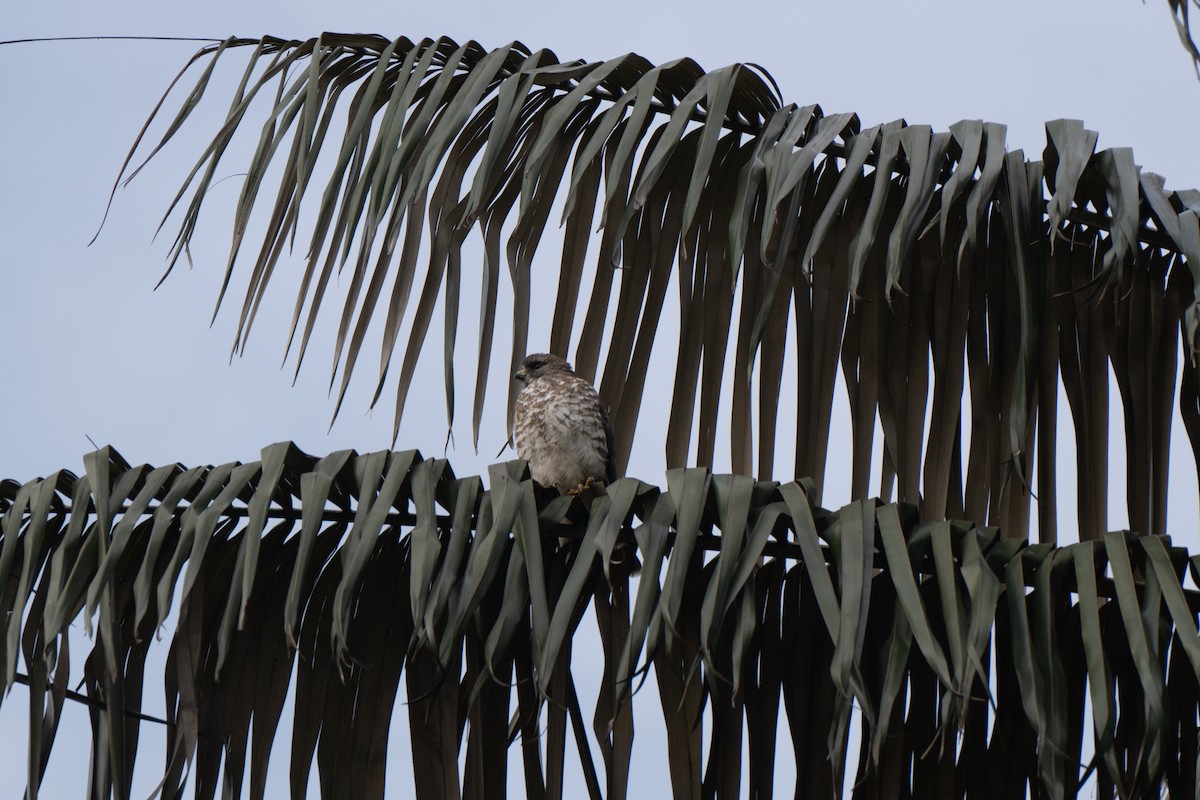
[1163,0,1200,73]
[3,444,1200,797]
[108,34,1200,540]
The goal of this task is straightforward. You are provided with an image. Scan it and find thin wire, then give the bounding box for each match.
[11,671,228,745]
[12,670,172,728]
[0,36,223,47]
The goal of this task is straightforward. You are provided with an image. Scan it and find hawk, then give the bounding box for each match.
[513,353,616,495]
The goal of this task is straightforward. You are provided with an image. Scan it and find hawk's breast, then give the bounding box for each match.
[514,374,610,492]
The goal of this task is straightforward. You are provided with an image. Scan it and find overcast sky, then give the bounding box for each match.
[3,0,1200,796]
[5,0,1200,488]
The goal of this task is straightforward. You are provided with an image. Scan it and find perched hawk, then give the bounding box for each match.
[513,353,616,494]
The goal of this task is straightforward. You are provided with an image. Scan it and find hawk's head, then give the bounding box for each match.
[515,352,572,383]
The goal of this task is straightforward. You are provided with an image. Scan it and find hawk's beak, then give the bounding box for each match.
[514,368,526,382]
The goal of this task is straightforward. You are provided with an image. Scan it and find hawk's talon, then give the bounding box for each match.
[581,476,596,489]
[567,476,597,496]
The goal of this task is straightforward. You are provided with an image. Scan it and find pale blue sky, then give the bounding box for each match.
[2,0,1199,796]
